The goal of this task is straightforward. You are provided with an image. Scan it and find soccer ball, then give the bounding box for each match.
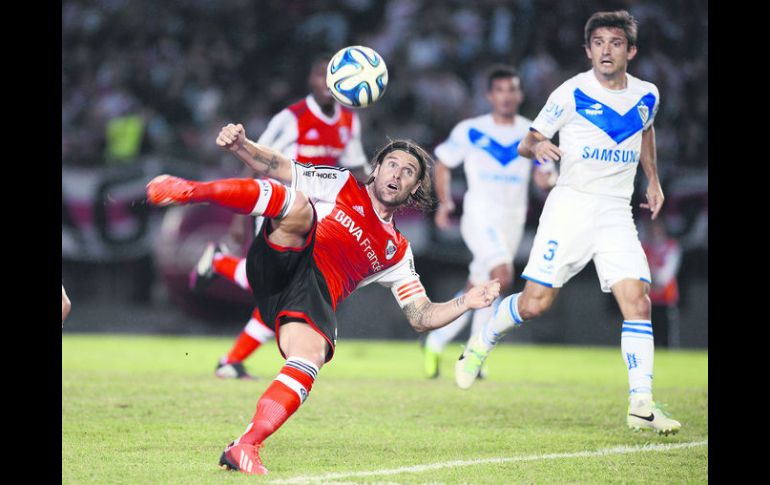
[326,46,388,108]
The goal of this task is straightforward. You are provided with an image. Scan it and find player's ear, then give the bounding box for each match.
[410,180,422,195]
[627,45,638,60]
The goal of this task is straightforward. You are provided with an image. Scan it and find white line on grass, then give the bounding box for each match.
[268,440,708,484]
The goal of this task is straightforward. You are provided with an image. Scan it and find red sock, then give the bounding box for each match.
[191,178,293,217]
[213,255,242,282]
[224,309,269,363]
[224,331,260,364]
[237,358,318,445]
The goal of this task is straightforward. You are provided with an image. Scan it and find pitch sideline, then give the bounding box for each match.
[268,440,708,484]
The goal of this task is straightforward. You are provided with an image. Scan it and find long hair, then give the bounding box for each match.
[365,139,434,212]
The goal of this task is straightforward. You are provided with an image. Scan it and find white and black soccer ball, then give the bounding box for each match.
[326,45,388,108]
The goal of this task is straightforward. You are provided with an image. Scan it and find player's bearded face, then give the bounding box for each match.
[373,151,422,207]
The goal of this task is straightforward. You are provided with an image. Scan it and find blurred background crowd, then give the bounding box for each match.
[62,0,707,348]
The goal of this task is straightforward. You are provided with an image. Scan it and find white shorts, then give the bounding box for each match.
[521,186,651,293]
[460,211,525,285]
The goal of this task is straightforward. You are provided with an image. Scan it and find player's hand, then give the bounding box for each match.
[216,123,246,152]
[434,201,455,230]
[640,182,665,220]
[533,140,562,164]
[463,279,501,309]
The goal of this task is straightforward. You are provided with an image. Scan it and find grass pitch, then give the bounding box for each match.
[62,335,707,484]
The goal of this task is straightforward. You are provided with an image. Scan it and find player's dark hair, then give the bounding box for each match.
[486,65,519,91]
[307,52,334,79]
[366,139,434,212]
[312,52,334,66]
[584,10,638,48]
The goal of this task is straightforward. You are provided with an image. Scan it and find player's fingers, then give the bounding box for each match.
[651,202,662,220]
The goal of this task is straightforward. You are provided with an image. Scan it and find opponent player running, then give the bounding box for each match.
[146,124,501,474]
[424,65,555,378]
[190,54,369,379]
[454,10,681,435]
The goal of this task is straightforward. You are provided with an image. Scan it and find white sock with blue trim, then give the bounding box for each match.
[621,320,654,400]
[479,293,523,351]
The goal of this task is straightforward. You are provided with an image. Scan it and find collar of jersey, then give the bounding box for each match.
[306,94,341,124]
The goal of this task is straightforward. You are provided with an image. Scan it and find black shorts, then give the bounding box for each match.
[245,207,337,362]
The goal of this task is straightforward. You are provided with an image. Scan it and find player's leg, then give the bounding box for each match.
[220,321,328,474]
[466,263,514,379]
[456,279,560,389]
[611,278,680,434]
[423,283,473,378]
[189,242,251,292]
[456,200,582,390]
[146,175,304,224]
[147,173,315,249]
[192,218,263,292]
[216,307,275,380]
[594,199,680,434]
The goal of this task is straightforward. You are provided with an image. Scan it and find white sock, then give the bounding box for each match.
[479,293,523,351]
[469,298,497,342]
[621,320,654,398]
[426,291,470,353]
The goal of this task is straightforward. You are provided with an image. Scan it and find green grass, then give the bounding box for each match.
[62,335,707,484]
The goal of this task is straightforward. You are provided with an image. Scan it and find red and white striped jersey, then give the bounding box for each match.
[258,95,367,168]
[289,162,426,309]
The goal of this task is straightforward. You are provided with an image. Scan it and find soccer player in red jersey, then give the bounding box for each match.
[147,123,501,475]
[191,55,370,379]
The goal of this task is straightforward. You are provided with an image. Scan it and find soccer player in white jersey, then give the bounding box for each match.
[455,10,681,435]
[423,65,555,378]
[146,126,501,474]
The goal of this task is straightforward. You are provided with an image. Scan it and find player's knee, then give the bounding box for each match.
[518,293,553,320]
[282,191,314,234]
[626,294,651,319]
[279,321,328,369]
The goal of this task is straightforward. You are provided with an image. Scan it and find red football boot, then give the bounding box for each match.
[146,175,196,206]
[219,441,269,475]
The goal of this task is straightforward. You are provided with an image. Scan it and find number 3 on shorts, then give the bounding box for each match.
[543,240,558,261]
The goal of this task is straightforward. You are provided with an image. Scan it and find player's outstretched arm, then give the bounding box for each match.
[402,280,501,333]
[518,129,562,164]
[216,123,293,184]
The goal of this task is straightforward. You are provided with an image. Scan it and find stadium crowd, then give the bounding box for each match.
[62,0,707,184]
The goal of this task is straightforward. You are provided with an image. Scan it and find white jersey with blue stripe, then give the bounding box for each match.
[434,113,533,220]
[530,70,659,200]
